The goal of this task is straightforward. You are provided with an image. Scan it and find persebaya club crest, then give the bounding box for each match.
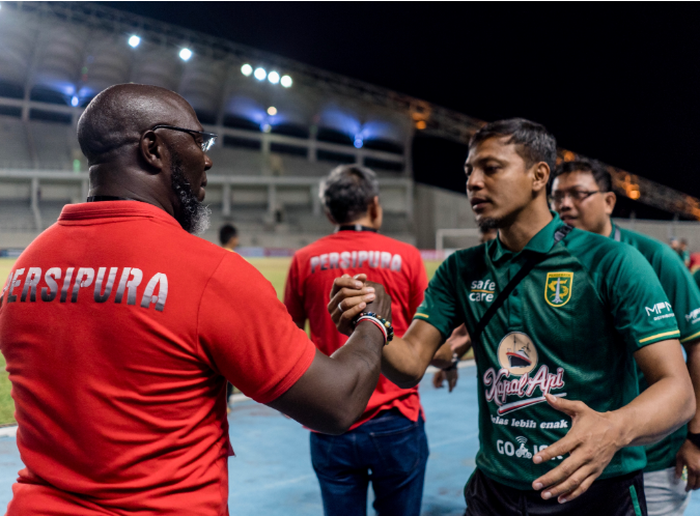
[545,272,573,307]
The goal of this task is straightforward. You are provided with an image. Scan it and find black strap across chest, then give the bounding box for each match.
[471,224,573,344]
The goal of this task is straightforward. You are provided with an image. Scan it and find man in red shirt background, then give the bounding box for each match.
[0,84,392,515]
[284,165,429,516]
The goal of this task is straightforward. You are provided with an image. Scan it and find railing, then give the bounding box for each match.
[0,170,414,231]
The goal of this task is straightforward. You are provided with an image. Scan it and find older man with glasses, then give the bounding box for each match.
[0,83,393,515]
[551,159,700,516]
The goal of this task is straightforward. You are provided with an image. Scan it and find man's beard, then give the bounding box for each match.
[171,156,211,235]
[476,216,503,231]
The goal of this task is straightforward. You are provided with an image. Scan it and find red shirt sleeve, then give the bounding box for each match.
[283,253,307,327]
[409,249,429,317]
[197,253,316,405]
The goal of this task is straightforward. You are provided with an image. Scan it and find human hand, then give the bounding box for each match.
[328,275,392,336]
[675,439,700,491]
[531,394,623,504]
[432,368,459,392]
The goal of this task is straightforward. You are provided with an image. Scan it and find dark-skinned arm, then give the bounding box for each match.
[530,339,695,504]
[268,278,392,435]
[676,338,700,490]
[328,275,444,388]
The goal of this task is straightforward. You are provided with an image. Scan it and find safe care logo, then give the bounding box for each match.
[469,279,496,303]
[545,272,573,307]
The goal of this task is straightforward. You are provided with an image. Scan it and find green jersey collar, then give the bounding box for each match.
[490,212,566,262]
[609,221,622,242]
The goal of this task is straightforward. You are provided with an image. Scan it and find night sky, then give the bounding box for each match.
[101,2,700,211]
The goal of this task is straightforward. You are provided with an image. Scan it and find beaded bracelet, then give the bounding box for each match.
[354,312,394,344]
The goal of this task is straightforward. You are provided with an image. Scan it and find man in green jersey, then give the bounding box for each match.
[551,159,700,515]
[328,118,695,515]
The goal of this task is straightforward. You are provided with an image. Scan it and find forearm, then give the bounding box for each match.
[685,340,700,433]
[431,324,471,369]
[612,374,694,447]
[324,323,386,427]
[268,323,385,434]
[430,341,454,369]
[381,335,432,388]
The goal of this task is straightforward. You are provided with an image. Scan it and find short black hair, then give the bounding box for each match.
[469,118,557,172]
[219,224,238,245]
[320,165,379,224]
[552,159,613,193]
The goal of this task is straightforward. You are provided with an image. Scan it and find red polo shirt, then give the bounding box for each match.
[284,229,428,429]
[0,201,316,515]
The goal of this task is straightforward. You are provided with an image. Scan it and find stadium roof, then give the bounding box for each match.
[1,1,698,219]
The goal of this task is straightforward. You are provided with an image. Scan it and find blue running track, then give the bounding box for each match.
[0,364,696,515]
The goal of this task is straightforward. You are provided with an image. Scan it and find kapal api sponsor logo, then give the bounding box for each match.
[483,332,566,415]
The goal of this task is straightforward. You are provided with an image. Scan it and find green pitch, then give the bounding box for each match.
[0,257,444,425]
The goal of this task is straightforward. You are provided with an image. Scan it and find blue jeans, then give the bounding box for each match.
[310,409,429,516]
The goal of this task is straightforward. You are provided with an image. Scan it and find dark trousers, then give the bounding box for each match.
[465,468,647,516]
[310,409,429,516]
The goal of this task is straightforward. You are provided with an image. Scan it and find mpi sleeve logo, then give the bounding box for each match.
[645,302,674,321]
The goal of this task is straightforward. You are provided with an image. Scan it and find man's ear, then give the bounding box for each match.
[323,206,337,226]
[532,162,550,193]
[139,130,166,173]
[604,191,617,216]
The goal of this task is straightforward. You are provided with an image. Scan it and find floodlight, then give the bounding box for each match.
[128,35,141,48]
[71,96,79,107]
[254,67,267,81]
[268,71,280,84]
[354,138,363,149]
[179,48,193,61]
[267,106,278,116]
[241,64,253,76]
[280,75,293,88]
[261,123,272,133]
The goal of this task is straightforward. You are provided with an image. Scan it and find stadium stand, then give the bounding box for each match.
[0,0,699,252]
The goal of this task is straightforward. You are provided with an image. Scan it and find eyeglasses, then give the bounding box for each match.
[550,189,601,204]
[151,124,218,152]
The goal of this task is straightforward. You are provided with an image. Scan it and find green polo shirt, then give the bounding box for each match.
[611,222,700,472]
[415,214,680,490]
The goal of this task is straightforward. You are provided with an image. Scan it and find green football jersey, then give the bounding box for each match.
[415,214,680,490]
[611,223,700,472]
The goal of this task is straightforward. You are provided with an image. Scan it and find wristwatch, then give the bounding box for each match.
[442,352,459,371]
